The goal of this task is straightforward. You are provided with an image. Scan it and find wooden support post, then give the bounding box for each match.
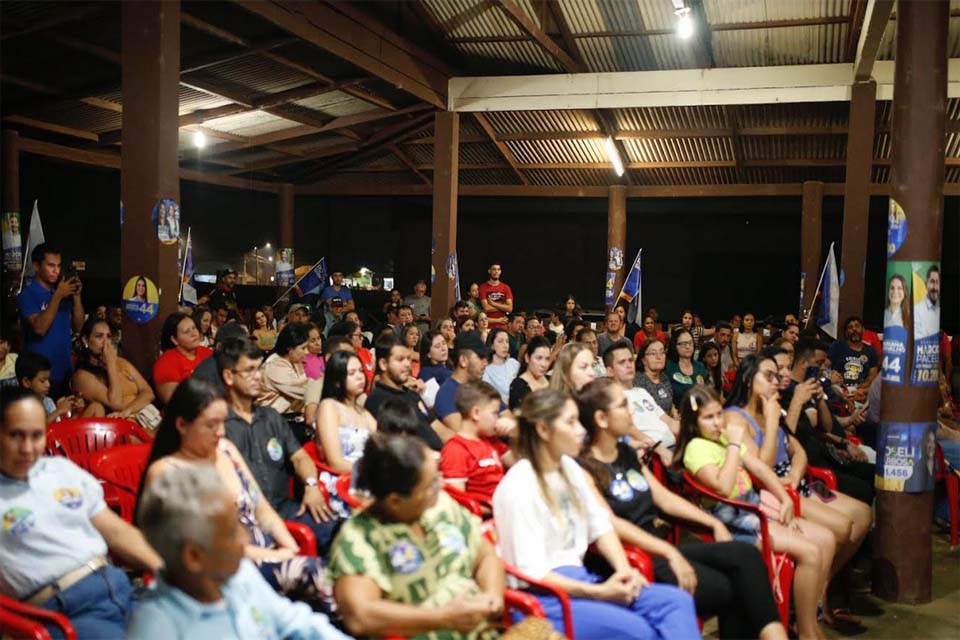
[801,180,824,314]
[279,182,294,250]
[606,185,627,312]
[2,129,20,329]
[430,112,459,322]
[874,0,948,605]
[838,80,876,323]
[121,0,181,379]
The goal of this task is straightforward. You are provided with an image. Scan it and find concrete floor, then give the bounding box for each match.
[704,528,960,639]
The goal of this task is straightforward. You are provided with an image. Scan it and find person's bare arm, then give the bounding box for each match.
[73,371,114,410]
[155,382,178,406]
[432,418,456,442]
[90,508,162,572]
[317,400,354,474]
[441,412,463,435]
[116,360,155,418]
[473,538,505,608]
[71,286,84,333]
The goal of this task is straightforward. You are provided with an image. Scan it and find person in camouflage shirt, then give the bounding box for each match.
[329,434,504,639]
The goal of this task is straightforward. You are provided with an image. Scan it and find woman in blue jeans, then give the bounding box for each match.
[493,388,699,639]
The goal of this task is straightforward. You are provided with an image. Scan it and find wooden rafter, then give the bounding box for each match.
[0,73,121,115]
[724,106,743,179]
[234,0,449,109]
[472,113,528,185]
[853,0,895,81]
[0,5,103,41]
[225,141,360,175]
[491,0,583,73]
[389,144,432,185]
[544,1,585,69]
[3,115,99,142]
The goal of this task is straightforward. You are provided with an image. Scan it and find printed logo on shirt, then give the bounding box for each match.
[53,487,83,509]
[610,474,635,502]
[389,540,424,575]
[436,522,467,555]
[477,452,500,468]
[842,360,864,382]
[249,606,279,640]
[657,388,668,399]
[641,398,656,412]
[626,469,649,492]
[266,437,283,462]
[2,507,35,537]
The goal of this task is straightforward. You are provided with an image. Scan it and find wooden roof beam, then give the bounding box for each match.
[491,0,584,73]
[0,5,104,41]
[853,0,895,81]
[234,0,449,109]
[389,144,432,185]
[472,113,528,185]
[224,141,360,175]
[3,115,99,142]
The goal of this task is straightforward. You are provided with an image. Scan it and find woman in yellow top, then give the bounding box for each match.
[675,385,835,640]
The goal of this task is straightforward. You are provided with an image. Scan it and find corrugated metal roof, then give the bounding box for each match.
[459,142,504,165]
[460,168,522,185]
[365,154,406,171]
[34,101,121,134]
[293,91,371,117]
[525,168,619,187]
[507,138,608,164]
[203,110,297,137]
[623,136,735,163]
[735,102,849,128]
[201,55,314,95]
[710,23,848,67]
[484,110,599,134]
[739,134,846,161]
[878,2,960,60]
[615,105,728,131]
[456,41,561,71]
[704,0,851,25]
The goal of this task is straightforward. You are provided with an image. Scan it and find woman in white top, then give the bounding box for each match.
[493,389,699,639]
[482,328,520,404]
[733,312,763,366]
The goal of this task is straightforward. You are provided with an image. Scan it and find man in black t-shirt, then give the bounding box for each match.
[364,334,445,450]
[217,337,339,553]
[827,316,878,403]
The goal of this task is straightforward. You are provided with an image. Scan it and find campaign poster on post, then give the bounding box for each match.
[275,249,295,287]
[153,198,180,246]
[1,211,21,271]
[880,262,910,385]
[123,275,160,324]
[886,198,907,258]
[604,271,616,306]
[875,422,937,493]
[910,261,940,387]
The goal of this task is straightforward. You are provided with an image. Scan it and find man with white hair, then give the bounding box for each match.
[128,464,349,639]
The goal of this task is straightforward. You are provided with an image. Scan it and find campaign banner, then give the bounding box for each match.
[604,271,616,306]
[875,422,937,493]
[275,248,295,287]
[123,275,160,325]
[886,198,907,258]
[880,261,910,385]
[910,261,940,387]
[1,211,21,271]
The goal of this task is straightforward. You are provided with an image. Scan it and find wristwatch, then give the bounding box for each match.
[304,476,319,488]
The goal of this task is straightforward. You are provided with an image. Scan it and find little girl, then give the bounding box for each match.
[674,384,834,640]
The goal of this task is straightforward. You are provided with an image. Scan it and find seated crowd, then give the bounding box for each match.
[2,246,958,639]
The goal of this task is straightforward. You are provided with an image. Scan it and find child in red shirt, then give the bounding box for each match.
[439,381,508,509]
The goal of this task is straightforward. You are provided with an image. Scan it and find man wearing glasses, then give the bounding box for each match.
[218,337,339,554]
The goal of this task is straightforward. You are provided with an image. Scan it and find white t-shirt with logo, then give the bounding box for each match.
[625,386,676,447]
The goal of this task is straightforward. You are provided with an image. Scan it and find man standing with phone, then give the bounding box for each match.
[17,243,84,399]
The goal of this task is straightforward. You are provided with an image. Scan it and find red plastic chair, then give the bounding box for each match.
[443,485,487,518]
[89,443,153,523]
[0,594,77,640]
[284,521,317,556]
[681,471,796,628]
[301,441,344,477]
[46,418,153,472]
[935,443,959,549]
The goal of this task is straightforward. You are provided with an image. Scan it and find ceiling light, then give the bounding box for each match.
[192,131,206,149]
[265,242,271,248]
[604,137,625,177]
[675,7,694,40]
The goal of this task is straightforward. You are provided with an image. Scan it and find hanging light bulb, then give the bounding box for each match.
[192,130,207,149]
[675,7,695,40]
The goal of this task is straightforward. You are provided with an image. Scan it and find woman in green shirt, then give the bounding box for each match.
[666,329,710,409]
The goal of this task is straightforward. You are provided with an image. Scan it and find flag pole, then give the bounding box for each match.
[613,248,642,305]
[178,227,191,304]
[803,242,833,329]
[271,257,324,307]
[18,199,38,294]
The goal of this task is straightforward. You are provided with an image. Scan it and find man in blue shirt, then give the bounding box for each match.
[827,316,878,403]
[16,244,84,398]
[129,464,348,640]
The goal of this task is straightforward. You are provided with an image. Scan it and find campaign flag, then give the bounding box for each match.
[445,252,461,301]
[618,249,642,326]
[179,228,197,306]
[294,257,328,297]
[19,201,45,292]
[816,243,839,338]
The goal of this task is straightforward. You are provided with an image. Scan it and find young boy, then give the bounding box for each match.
[439,381,509,507]
[16,352,78,423]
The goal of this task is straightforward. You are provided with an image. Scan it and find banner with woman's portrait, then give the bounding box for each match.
[880,261,911,385]
[875,422,937,493]
[123,275,159,324]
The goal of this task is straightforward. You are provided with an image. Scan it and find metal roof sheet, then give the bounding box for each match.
[460,168,523,185]
[200,55,315,95]
[484,110,599,134]
[615,105,728,130]
[622,136,735,162]
[203,110,297,137]
[525,168,619,187]
[292,91,371,117]
[739,134,846,161]
[506,138,608,164]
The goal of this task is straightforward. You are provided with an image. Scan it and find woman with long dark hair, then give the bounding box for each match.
[153,313,212,405]
[508,335,550,411]
[666,329,710,410]
[698,341,724,398]
[577,378,786,640]
[482,327,519,404]
[494,389,699,638]
[258,322,310,414]
[139,378,331,611]
[725,354,871,631]
[418,329,452,387]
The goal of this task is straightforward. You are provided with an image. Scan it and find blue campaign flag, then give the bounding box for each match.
[179,228,197,306]
[815,243,839,338]
[618,249,642,325]
[295,257,328,297]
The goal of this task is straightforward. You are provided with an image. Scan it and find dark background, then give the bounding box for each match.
[8,154,959,332]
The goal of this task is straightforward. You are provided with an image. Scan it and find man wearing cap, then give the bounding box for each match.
[209,269,239,315]
[433,331,496,434]
[285,303,309,328]
[320,271,354,330]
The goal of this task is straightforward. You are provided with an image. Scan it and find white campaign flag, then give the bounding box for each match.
[816,243,840,339]
[19,200,45,291]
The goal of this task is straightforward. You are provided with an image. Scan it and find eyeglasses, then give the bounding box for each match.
[231,366,261,378]
[645,350,666,357]
[759,370,781,383]
[676,340,694,347]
